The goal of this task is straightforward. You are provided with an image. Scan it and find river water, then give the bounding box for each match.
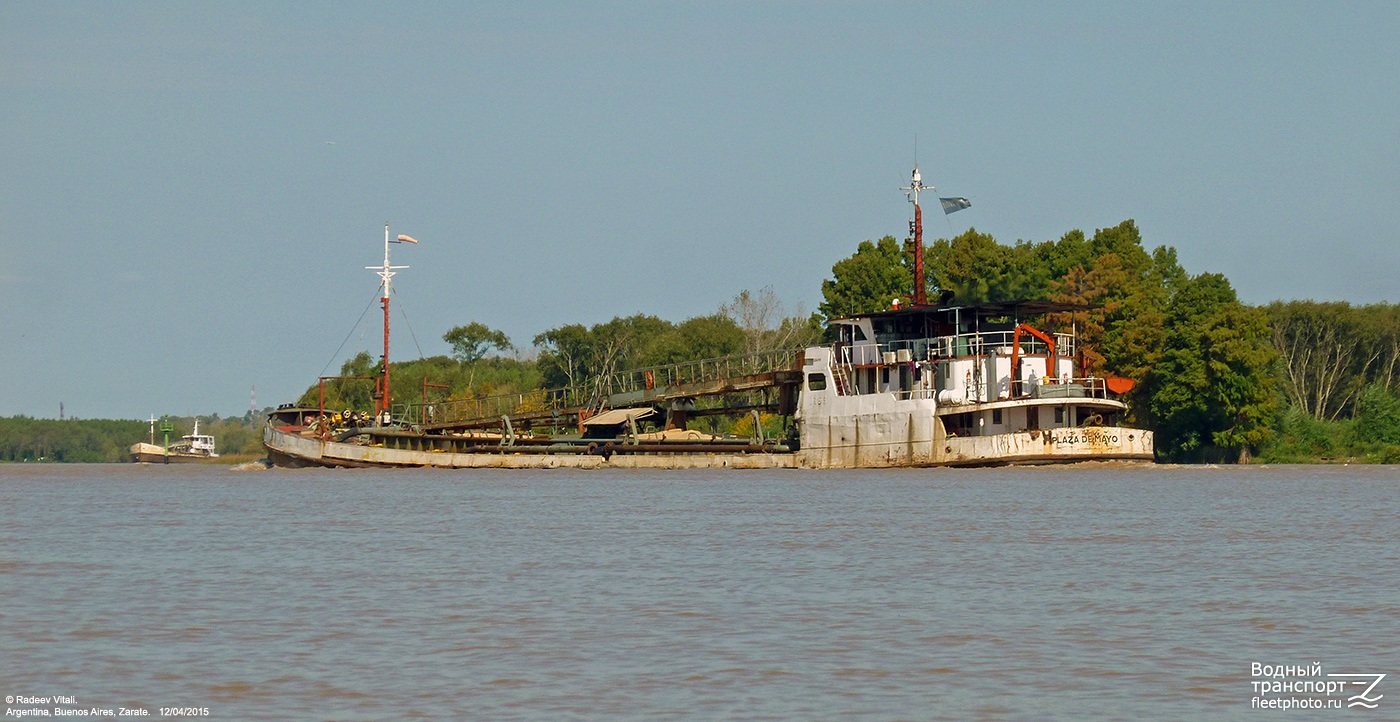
[2,464,1397,720]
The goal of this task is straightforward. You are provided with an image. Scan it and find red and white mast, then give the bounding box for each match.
[902,166,933,307]
[368,223,418,422]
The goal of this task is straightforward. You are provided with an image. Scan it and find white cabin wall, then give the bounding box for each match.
[796,346,941,467]
[1056,357,1074,381]
[1021,358,1047,391]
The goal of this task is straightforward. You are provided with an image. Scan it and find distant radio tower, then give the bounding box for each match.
[250,384,257,416]
[60,401,65,420]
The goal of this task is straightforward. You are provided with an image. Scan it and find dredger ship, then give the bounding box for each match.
[265,176,1152,469]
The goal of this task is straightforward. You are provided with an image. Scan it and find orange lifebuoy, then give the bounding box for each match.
[644,371,655,390]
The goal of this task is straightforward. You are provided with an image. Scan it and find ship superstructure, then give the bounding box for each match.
[793,301,1151,467]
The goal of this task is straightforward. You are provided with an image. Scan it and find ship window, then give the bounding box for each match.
[992,408,1002,425]
[881,368,890,385]
[1054,406,1065,424]
[1027,407,1040,430]
[807,373,826,391]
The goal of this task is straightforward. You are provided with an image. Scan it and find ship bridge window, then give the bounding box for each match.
[807,373,827,391]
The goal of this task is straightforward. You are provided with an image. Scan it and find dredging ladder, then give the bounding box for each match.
[393,348,805,434]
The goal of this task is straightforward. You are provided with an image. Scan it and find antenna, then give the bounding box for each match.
[901,165,934,306]
[368,222,410,301]
[366,223,417,422]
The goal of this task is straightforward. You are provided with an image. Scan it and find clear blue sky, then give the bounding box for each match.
[3,2,1397,419]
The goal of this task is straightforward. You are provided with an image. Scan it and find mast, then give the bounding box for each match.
[368,223,412,421]
[902,166,932,306]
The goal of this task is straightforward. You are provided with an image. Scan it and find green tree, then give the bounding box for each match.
[1352,384,1400,445]
[443,322,513,364]
[1038,227,1186,424]
[1266,300,1400,421]
[533,315,675,388]
[587,315,670,372]
[1147,245,1189,296]
[819,236,911,319]
[1087,219,1153,278]
[645,314,745,367]
[1103,245,1185,398]
[1034,229,1094,280]
[1360,303,1400,391]
[1148,273,1278,462]
[926,229,1049,303]
[1260,405,1345,463]
[533,323,593,389]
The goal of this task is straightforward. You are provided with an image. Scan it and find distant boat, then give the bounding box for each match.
[130,419,218,463]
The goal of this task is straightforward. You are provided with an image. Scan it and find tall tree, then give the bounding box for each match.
[722,287,819,355]
[1033,229,1094,280]
[1046,253,1130,376]
[533,323,593,389]
[925,229,1049,303]
[533,315,674,390]
[1148,273,1278,462]
[1087,219,1153,278]
[819,236,911,319]
[1266,301,1400,422]
[645,314,745,367]
[443,322,513,364]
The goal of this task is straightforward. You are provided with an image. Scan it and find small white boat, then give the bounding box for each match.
[131,418,218,463]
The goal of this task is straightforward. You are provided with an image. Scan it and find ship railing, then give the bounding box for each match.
[842,332,1078,365]
[882,331,1078,360]
[594,348,803,399]
[929,376,1117,406]
[1004,376,1112,400]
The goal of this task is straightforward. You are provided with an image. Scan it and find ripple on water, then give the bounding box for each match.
[3,464,1399,720]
